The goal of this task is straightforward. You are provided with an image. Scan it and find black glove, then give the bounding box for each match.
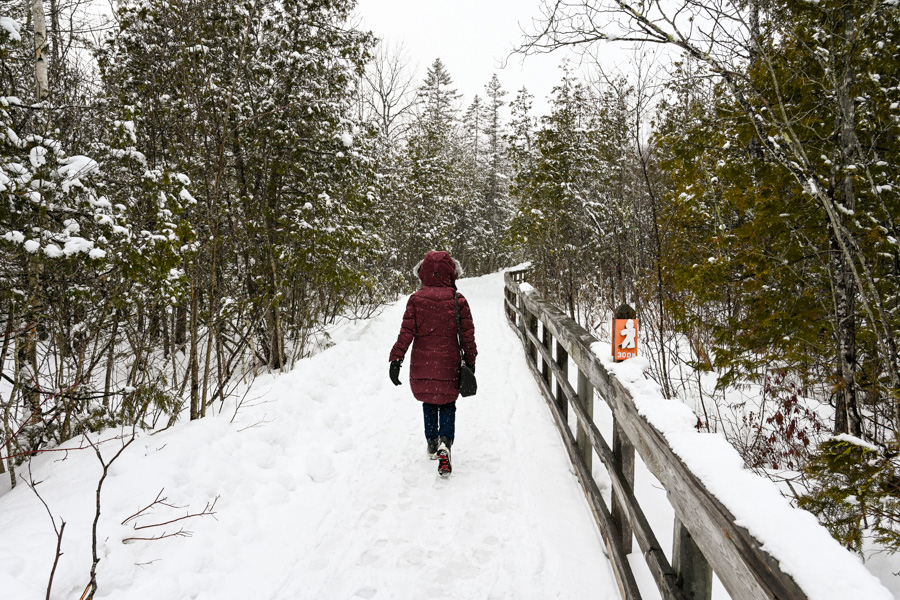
[465,362,475,374]
[389,360,402,386]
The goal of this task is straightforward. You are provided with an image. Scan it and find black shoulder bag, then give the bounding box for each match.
[454,292,477,397]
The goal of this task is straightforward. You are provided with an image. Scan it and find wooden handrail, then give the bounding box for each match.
[504,268,810,600]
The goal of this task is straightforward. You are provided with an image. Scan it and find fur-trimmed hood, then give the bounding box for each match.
[413,251,463,288]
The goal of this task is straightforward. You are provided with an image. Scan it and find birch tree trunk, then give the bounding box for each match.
[31,0,49,100]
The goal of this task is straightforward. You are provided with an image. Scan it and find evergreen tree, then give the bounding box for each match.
[0,11,192,459]
[395,58,463,270]
[654,1,900,441]
[510,69,606,316]
[483,74,514,271]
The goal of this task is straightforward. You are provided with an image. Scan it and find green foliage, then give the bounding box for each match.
[654,63,832,387]
[0,0,384,465]
[799,438,900,554]
[654,0,900,434]
[99,0,378,367]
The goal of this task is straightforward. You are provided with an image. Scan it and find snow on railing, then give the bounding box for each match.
[503,267,892,600]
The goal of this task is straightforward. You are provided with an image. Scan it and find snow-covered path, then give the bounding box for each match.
[0,271,621,599]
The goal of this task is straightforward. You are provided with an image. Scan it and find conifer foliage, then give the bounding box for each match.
[519,0,900,552]
[372,58,516,279]
[0,0,378,474]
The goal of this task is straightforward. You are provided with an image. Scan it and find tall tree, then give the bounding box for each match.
[520,0,900,440]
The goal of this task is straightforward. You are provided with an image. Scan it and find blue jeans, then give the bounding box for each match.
[423,401,456,442]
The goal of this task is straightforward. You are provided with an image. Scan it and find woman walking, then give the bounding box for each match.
[389,251,477,477]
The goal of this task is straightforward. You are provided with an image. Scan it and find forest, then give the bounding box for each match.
[1,0,898,559]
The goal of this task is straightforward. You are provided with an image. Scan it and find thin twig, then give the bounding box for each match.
[123,528,192,543]
[121,488,182,526]
[131,496,218,530]
[25,462,66,600]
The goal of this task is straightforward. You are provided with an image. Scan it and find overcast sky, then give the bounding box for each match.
[353,0,642,118]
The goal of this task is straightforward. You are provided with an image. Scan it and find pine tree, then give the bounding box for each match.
[396,58,463,269]
[510,69,606,317]
[100,0,376,383]
[482,74,513,271]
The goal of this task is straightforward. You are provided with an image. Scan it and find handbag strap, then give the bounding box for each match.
[453,292,465,363]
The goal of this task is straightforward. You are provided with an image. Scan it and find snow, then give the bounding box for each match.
[836,202,855,216]
[57,155,98,179]
[29,146,48,168]
[0,16,20,41]
[2,230,24,244]
[592,349,894,600]
[0,271,620,600]
[23,239,39,253]
[62,236,95,256]
[1,270,896,599]
[832,433,880,452]
[807,178,819,194]
[179,188,197,204]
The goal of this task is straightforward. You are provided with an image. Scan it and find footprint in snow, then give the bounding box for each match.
[320,409,342,429]
[332,435,354,453]
[359,539,388,566]
[306,452,335,482]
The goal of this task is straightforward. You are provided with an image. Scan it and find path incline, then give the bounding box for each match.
[0,270,620,600]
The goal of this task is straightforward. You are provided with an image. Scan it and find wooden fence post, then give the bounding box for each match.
[555,341,568,420]
[518,292,526,340]
[673,517,713,600]
[612,420,635,554]
[576,370,593,470]
[541,323,551,385]
[528,311,539,366]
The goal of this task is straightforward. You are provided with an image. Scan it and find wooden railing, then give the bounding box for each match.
[504,268,808,600]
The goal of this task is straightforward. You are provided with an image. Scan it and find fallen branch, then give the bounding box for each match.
[122,495,219,542]
[121,489,181,526]
[236,414,273,432]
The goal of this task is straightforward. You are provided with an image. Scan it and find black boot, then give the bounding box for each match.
[427,438,439,459]
[437,436,452,477]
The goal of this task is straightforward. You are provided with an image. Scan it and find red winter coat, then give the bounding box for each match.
[389,251,477,404]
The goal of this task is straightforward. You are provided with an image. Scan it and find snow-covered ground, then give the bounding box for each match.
[0,271,621,600]
[1,269,897,599]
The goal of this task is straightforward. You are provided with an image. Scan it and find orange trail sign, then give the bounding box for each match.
[613,318,638,362]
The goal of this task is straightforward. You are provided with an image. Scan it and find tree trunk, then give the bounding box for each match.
[830,11,862,437]
[31,0,49,100]
[103,316,118,409]
[831,231,861,436]
[189,282,200,420]
[174,302,187,349]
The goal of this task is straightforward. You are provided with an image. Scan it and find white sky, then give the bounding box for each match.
[353,0,643,117]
